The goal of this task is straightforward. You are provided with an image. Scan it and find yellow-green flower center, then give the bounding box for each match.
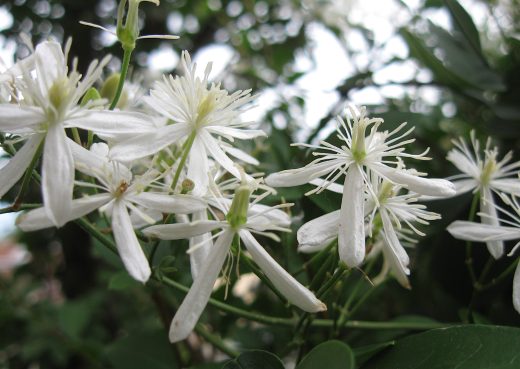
[480,158,496,186]
[226,183,251,230]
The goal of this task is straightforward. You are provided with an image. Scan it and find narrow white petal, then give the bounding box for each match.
[208,126,266,140]
[309,178,344,194]
[513,261,520,314]
[338,166,366,267]
[447,149,479,178]
[65,111,155,134]
[110,123,189,161]
[199,130,242,180]
[380,208,410,274]
[186,137,209,196]
[169,229,234,342]
[17,193,111,231]
[248,203,291,227]
[189,211,213,280]
[372,163,456,197]
[381,243,411,289]
[297,210,339,252]
[112,201,151,283]
[453,178,479,196]
[447,221,520,242]
[129,192,206,214]
[491,178,520,197]
[223,146,259,166]
[0,134,44,198]
[0,105,44,133]
[42,124,74,227]
[265,160,342,188]
[480,188,504,258]
[143,220,222,240]
[240,230,326,312]
[34,41,66,95]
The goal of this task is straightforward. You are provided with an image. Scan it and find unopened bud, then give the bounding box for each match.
[101,74,128,108]
[226,183,251,229]
[181,179,195,194]
[80,87,102,107]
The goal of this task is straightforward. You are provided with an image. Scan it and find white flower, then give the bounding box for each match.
[143,175,326,342]
[0,40,151,226]
[266,106,454,268]
[110,51,264,193]
[445,131,520,258]
[447,194,520,313]
[298,174,440,288]
[16,142,206,282]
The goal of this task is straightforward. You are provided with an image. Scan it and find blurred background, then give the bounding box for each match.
[1,0,520,368]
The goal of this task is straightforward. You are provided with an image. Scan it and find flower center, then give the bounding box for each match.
[48,77,71,116]
[226,183,251,230]
[480,157,496,186]
[115,180,129,198]
[351,119,368,164]
[195,93,216,128]
[377,181,395,204]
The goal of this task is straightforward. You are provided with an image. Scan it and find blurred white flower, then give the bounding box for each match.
[0,240,31,275]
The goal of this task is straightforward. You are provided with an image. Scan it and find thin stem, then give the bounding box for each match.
[465,192,480,285]
[194,324,239,358]
[0,203,40,214]
[71,127,82,145]
[467,256,495,323]
[13,140,44,210]
[109,48,132,110]
[481,256,520,291]
[75,217,118,254]
[170,131,196,192]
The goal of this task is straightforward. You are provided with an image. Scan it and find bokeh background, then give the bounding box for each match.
[1,0,520,368]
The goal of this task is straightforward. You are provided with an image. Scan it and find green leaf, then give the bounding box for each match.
[296,340,355,369]
[362,325,520,369]
[353,341,395,367]
[108,272,140,291]
[444,0,482,55]
[223,350,285,369]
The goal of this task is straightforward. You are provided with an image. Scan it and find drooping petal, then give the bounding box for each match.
[380,208,410,275]
[186,136,209,195]
[338,165,366,267]
[0,105,44,134]
[513,261,520,314]
[169,229,234,342]
[297,211,339,253]
[265,159,344,188]
[480,188,504,259]
[42,124,74,227]
[129,192,206,214]
[17,193,111,232]
[371,163,456,197]
[240,230,326,312]
[143,220,223,240]
[189,210,213,280]
[380,241,411,289]
[447,221,520,242]
[110,123,189,161]
[111,200,151,283]
[0,134,44,198]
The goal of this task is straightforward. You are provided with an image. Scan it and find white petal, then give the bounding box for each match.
[65,111,155,135]
[110,123,189,161]
[0,105,44,133]
[42,124,74,227]
[34,41,66,95]
[447,221,520,242]
[372,163,456,197]
[112,200,151,282]
[129,192,207,214]
[143,220,222,240]
[199,130,243,180]
[169,229,234,342]
[338,165,366,267]
[223,145,259,166]
[381,242,411,289]
[297,211,339,252]
[380,208,410,274]
[189,210,213,280]
[0,134,44,198]
[187,137,209,196]
[309,178,344,194]
[68,139,109,179]
[265,159,343,188]
[447,149,479,178]
[513,261,520,314]
[17,193,111,231]
[208,126,266,140]
[480,188,504,258]
[491,178,520,197]
[240,230,326,312]
[453,178,479,196]
[248,203,291,227]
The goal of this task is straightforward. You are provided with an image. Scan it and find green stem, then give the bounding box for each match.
[75,217,118,254]
[194,324,239,358]
[481,256,520,291]
[170,131,197,191]
[109,48,132,110]
[242,254,288,304]
[467,256,495,322]
[13,140,44,210]
[71,127,82,145]
[465,192,480,284]
[0,203,40,214]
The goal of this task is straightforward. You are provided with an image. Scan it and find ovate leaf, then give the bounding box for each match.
[296,340,355,369]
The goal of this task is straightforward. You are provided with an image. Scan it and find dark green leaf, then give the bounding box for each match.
[363,325,520,369]
[444,0,482,54]
[353,341,396,367]
[296,340,355,369]
[108,271,140,291]
[223,350,285,369]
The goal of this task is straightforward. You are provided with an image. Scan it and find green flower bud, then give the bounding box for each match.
[101,73,128,108]
[80,87,102,107]
[116,0,159,51]
[226,183,251,230]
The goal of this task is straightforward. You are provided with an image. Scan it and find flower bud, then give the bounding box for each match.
[226,183,251,229]
[116,0,160,51]
[80,87,102,107]
[101,73,128,108]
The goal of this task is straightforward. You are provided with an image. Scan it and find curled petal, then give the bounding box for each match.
[240,230,326,313]
[380,208,410,276]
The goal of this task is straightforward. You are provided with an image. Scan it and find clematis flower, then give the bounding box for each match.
[298,173,440,288]
[444,131,520,258]
[143,174,326,342]
[110,51,264,193]
[447,194,520,313]
[0,40,152,226]
[16,142,206,282]
[266,106,454,268]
